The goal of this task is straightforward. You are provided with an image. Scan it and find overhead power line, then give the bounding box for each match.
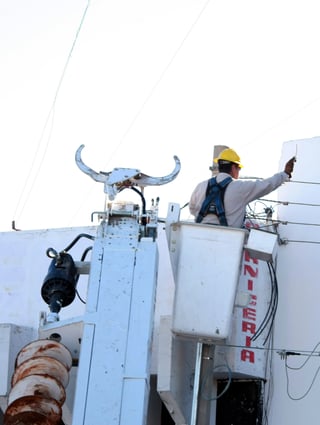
[68,0,212,225]
[259,199,320,208]
[241,177,320,186]
[12,0,91,226]
[290,180,320,185]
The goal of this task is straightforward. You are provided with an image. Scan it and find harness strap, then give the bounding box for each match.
[196,176,232,226]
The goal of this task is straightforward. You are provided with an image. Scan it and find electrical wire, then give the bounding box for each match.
[280,239,320,245]
[200,363,233,401]
[13,1,91,226]
[284,342,320,401]
[67,0,211,225]
[290,180,320,185]
[271,219,320,227]
[100,0,212,168]
[241,178,320,186]
[285,362,320,401]
[210,195,320,244]
[251,262,278,345]
[262,263,278,345]
[239,95,320,151]
[76,258,91,303]
[217,343,320,357]
[73,240,94,304]
[199,338,320,407]
[245,200,320,244]
[262,332,274,425]
[259,198,320,208]
[76,289,87,305]
[285,342,320,371]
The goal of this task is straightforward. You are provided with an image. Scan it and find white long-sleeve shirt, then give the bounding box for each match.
[189,171,289,228]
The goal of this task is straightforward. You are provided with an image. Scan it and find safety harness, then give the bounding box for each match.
[195,176,232,226]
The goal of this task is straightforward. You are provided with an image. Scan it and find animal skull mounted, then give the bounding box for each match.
[75,144,181,200]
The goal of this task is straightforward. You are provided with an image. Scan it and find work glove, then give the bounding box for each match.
[284,157,296,178]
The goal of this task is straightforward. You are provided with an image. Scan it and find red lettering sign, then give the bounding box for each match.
[239,250,260,365]
[243,308,256,321]
[244,264,259,278]
[242,321,256,334]
[241,349,255,363]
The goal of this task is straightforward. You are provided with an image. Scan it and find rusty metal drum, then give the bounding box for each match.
[15,339,72,370]
[12,355,69,388]
[8,374,66,406]
[4,395,62,425]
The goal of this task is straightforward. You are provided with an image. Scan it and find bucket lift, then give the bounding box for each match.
[32,146,180,425]
[161,209,248,425]
[3,145,277,425]
[158,205,278,425]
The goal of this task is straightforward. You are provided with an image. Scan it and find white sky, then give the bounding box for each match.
[1,0,320,232]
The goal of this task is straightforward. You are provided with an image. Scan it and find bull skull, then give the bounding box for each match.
[75,144,181,200]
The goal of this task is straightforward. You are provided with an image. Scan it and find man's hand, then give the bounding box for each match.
[284,157,296,178]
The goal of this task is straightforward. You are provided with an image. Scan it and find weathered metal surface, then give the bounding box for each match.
[4,395,61,425]
[12,356,69,388]
[5,339,70,424]
[15,339,72,371]
[71,218,159,424]
[8,374,66,405]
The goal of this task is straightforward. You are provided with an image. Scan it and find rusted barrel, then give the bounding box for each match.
[15,339,72,370]
[12,356,69,388]
[4,395,61,425]
[8,374,66,406]
[4,339,72,425]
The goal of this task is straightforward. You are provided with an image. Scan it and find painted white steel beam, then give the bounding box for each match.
[71,217,158,425]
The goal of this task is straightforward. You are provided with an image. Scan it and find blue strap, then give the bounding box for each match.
[196,176,232,226]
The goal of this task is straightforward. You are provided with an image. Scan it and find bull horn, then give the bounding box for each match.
[75,145,107,183]
[130,155,181,187]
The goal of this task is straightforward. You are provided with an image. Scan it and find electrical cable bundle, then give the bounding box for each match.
[251,262,278,345]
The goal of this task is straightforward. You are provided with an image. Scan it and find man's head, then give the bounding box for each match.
[213,148,243,179]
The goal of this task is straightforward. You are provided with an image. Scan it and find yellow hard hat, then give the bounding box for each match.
[213,148,243,168]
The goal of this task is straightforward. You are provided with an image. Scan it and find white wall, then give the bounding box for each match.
[0,223,175,370]
[268,137,320,424]
[0,226,97,330]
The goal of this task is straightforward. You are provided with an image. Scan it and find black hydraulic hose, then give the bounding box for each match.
[130,186,146,214]
[63,233,95,253]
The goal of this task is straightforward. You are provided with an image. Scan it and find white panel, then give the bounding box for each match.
[72,218,159,425]
[150,226,176,374]
[171,222,247,341]
[0,324,33,396]
[0,325,12,396]
[157,316,196,425]
[245,228,278,262]
[124,240,158,378]
[267,137,320,425]
[39,318,83,361]
[120,379,148,425]
[214,249,270,379]
[71,323,95,424]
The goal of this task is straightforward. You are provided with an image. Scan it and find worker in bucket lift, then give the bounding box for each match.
[189,148,295,228]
